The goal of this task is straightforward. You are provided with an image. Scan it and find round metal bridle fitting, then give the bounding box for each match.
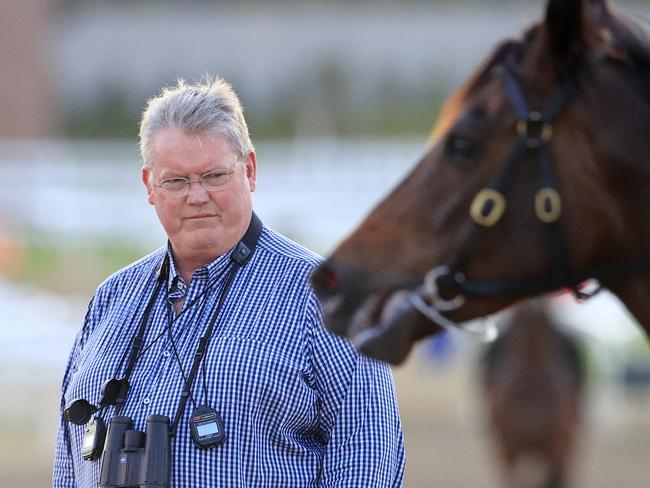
[516,111,553,148]
[470,188,506,227]
[422,266,466,312]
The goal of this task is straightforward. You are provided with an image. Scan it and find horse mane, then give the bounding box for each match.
[605,8,650,81]
[596,8,650,175]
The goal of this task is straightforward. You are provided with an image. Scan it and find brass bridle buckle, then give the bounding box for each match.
[516,111,553,148]
[534,187,562,223]
[470,188,506,227]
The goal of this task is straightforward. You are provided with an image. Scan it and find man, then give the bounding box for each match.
[53,78,405,487]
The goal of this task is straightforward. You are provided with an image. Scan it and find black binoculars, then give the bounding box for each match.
[98,415,170,488]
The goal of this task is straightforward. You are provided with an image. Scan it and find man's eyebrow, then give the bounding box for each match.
[159,163,232,179]
[205,160,239,171]
[158,170,186,179]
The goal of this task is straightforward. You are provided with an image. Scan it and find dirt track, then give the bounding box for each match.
[394,349,649,487]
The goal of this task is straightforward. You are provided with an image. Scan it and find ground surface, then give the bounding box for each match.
[2,352,648,487]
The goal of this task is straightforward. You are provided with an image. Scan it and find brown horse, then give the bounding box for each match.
[481,299,585,488]
[311,0,650,364]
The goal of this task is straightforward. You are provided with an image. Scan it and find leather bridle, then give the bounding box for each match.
[410,64,644,332]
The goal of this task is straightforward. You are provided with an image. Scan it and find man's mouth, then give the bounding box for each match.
[185,214,217,220]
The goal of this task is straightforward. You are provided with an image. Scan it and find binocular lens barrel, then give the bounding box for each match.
[141,415,170,488]
[98,415,170,488]
[99,416,133,487]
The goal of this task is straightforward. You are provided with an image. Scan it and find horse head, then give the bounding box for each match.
[311,0,650,364]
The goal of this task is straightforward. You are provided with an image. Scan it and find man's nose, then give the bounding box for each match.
[186,180,210,202]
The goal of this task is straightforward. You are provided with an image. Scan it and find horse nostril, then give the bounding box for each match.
[311,262,341,299]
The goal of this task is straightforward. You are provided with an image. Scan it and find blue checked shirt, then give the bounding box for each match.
[53,225,405,487]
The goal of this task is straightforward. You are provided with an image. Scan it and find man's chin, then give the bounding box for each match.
[188,229,223,247]
[173,229,226,254]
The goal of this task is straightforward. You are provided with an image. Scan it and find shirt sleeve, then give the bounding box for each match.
[52,296,99,488]
[306,294,406,488]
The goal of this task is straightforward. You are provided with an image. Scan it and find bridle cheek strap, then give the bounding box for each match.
[420,65,585,313]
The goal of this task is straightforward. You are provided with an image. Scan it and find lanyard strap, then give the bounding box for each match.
[112,256,169,415]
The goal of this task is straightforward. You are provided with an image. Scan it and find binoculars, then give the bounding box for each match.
[98,415,170,488]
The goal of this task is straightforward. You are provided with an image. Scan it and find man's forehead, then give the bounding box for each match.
[152,127,234,150]
[150,128,238,170]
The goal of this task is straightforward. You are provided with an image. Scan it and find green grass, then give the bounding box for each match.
[21,239,147,294]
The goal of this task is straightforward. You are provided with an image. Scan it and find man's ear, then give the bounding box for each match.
[245,151,257,192]
[142,166,155,205]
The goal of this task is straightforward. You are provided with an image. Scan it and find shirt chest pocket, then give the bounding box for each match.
[201,336,316,416]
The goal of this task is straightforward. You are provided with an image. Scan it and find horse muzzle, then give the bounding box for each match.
[311,260,442,364]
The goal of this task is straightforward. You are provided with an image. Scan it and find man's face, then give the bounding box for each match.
[142,127,256,264]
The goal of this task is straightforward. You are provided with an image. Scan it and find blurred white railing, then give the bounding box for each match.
[0,138,425,254]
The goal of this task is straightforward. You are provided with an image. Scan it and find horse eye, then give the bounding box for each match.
[445,133,481,162]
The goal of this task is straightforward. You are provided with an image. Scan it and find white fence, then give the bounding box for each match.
[0,138,424,253]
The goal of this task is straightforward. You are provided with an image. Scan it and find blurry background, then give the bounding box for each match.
[1,0,649,486]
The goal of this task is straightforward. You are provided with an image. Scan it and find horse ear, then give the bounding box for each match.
[544,0,585,61]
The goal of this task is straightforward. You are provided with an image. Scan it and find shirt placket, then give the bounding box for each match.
[139,268,214,417]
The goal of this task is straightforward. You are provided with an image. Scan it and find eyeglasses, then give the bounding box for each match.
[154,163,238,198]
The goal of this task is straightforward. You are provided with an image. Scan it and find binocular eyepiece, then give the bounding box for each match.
[98,415,170,488]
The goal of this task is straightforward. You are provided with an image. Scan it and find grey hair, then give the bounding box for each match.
[139,77,254,167]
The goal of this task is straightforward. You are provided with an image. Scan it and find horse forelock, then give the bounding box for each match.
[429,86,467,144]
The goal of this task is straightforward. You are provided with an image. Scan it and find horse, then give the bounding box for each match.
[311,0,650,365]
[480,300,585,488]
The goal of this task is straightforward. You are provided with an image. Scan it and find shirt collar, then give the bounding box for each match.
[165,241,235,294]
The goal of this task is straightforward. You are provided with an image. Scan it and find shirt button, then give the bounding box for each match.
[162,351,171,358]
[143,397,151,405]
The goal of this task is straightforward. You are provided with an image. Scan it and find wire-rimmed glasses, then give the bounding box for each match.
[154,162,239,198]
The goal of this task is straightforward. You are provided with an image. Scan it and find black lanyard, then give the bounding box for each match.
[114,212,262,424]
[110,258,168,415]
